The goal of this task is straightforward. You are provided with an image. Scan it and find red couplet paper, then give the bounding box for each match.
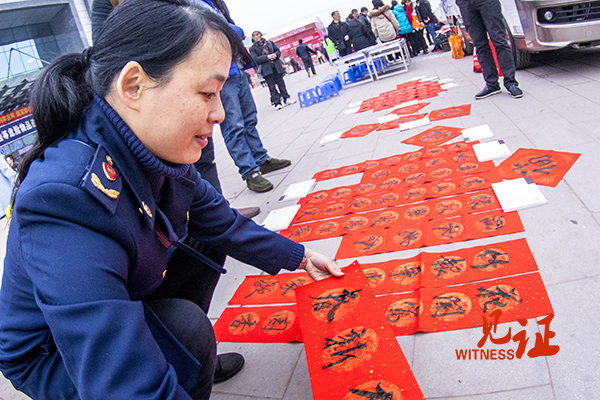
[418,272,554,333]
[386,102,430,116]
[428,104,472,121]
[402,125,464,147]
[360,257,424,294]
[421,238,538,288]
[228,272,311,305]
[341,123,382,138]
[497,148,581,187]
[295,262,425,400]
[213,304,303,343]
[376,114,428,131]
[378,291,421,336]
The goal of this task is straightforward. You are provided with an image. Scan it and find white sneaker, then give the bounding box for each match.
[275,104,283,110]
[286,98,297,105]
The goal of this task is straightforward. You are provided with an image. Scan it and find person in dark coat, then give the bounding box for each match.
[416,0,437,46]
[295,39,318,77]
[347,14,372,51]
[327,10,352,57]
[250,31,294,109]
[0,1,343,399]
[358,6,378,46]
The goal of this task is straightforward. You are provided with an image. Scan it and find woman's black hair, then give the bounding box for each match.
[372,0,385,8]
[14,0,244,202]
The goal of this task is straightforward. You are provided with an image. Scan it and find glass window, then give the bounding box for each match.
[0,39,44,79]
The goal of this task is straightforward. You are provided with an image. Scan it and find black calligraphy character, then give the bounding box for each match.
[479,215,505,230]
[528,155,557,175]
[349,382,395,400]
[468,195,493,210]
[322,170,339,179]
[432,295,466,317]
[379,178,400,189]
[404,172,426,184]
[375,193,399,205]
[349,198,369,209]
[458,163,478,172]
[432,256,465,277]
[281,278,308,296]
[404,189,425,200]
[406,206,428,218]
[230,313,258,332]
[477,309,512,347]
[395,230,420,247]
[312,289,363,323]
[372,169,390,180]
[369,213,395,228]
[263,314,289,332]
[344,218,368,230]
[391,264,421,278]
[306,192,327,204]
[434,223,462,239]
[317,223,337,235]
[325,204,344,214]
[454,152,472,162]
[323,328,368,369]
[342,166,360,174]
[365,270,383,285]
[405,152,421,161]
[286,225,311,239]
[354,235,383,251]
[460,177,485,188]
[386,301,420,322]
[244,279,279,298]
[471,249,508,269]
[355,183,375,193]
[296,208,319,221]
[476,286,522,313]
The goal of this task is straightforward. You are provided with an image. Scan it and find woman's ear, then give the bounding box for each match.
[114,61,149,112]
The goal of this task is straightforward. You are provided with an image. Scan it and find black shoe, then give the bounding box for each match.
[246,172,273,192]
[236,206,260,218]
[507,84,524,98]
[475,85,502,100]
[259,157,291,175]
[214,353,245,384]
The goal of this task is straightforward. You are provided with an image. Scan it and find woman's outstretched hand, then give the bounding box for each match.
[299,248,344,281]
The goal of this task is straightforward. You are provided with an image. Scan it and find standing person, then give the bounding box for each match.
[406,0,428,54]
[196,2,292,194]
[416,0,437,48]
[327,11,352,57]
[347,13,372,51]
[391,0,414,47]
[369,0,400,43]
[316,49,326,64]
[295,39,318,77]
[323,36,339,63]
[0,1,343,399]
[320,40,331,63]
[4,154,17,171]
[250,31,295,109]
[0,155,15,219]
[358,6,378,46]
[456,0,524,99]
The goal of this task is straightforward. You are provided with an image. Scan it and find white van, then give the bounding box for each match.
[440,0,600,68]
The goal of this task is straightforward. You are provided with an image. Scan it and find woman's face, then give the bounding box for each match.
[252,31,262,42]
[133,31,231,164]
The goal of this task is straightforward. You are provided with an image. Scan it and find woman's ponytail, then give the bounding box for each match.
[12,51,93,202]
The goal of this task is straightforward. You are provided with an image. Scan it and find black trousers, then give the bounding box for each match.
[302,57,316,75]
[145,237,227,400]
[194,137,222,195]
[263,73,290,106]
[457,0,518,88]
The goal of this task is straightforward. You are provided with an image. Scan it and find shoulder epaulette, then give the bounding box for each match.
[81,145,122,214]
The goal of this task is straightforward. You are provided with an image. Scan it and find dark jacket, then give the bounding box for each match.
[250,39,286,77]
[0,97,304,399]
[347,19,372,51]
[296,43,317,60]
[327,21,351,51]
[357,13,377,46]
[416,0,436,23]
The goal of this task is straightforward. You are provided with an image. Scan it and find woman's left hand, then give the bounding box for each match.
[300,248,344,281]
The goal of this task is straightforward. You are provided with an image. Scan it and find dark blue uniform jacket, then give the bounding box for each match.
[0,98,304,399]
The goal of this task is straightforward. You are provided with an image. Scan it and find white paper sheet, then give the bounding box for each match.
[441,82,459,90]
[377,114,400,124]
[279,179,316,202]
[344,106,360,115]
[261,205,301,232]
[438,78,454,84]
[348,101,363,108]
[492,177,547,213]
[320,131,343,146]
[473,140,512,162]
[462,124,494,142]
[392,99,419,110]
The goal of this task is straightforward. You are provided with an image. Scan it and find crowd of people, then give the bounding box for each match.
[324,0,441,59]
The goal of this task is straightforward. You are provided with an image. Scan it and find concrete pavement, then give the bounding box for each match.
[2,46,600,399]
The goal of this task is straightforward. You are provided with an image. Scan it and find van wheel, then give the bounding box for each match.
[505,20,530,69]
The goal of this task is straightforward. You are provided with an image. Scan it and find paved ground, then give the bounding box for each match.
[2,46,600,399]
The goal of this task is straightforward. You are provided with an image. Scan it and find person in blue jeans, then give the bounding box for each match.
[416,0,436,47]
[201,0,291,193]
